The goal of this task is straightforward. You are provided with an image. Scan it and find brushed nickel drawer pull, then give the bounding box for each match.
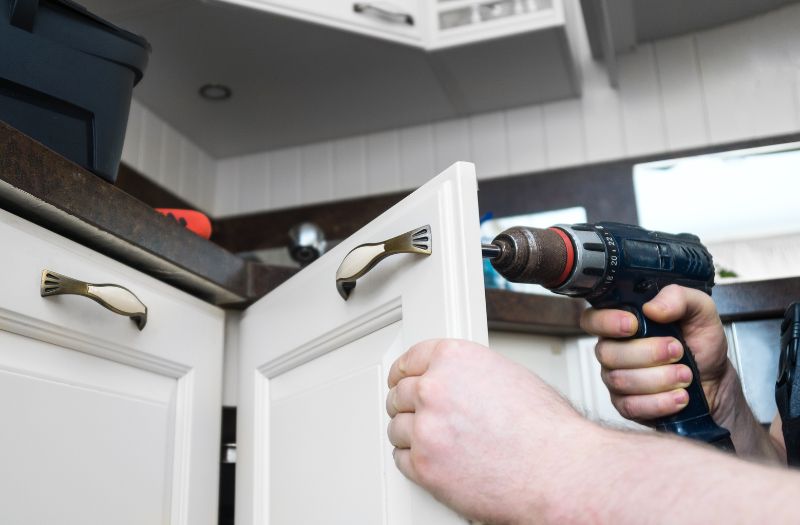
[40,270,148,330]
[335,225,431,300]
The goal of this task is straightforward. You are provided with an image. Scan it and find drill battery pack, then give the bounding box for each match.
[776,302,800,466]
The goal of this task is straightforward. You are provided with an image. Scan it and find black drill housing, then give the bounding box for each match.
[488,221,734,450]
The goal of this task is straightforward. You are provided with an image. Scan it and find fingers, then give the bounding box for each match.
[601,363,693,395]
[642,284,720,327]
[392,448,417,483]
[580,308,638,338]
[387,412,413,448]
[611,389,689,420]
[580,284,721,338]
[388,339,442,388]
[386,377,420,417]
[595,336,683,370]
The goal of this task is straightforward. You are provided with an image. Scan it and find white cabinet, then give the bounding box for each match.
[0,210,225,524]
[216,0,424,45]
[235,162,488,523]
[0,162,486,524]
[211,0,572,50]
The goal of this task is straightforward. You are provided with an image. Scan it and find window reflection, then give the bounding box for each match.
[634,143,800,282]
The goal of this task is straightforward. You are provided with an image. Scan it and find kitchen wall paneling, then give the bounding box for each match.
[617,43,668,157]
[653,36,710,151]
[505,105,548,174]
[120,99,142,175]
[365,131,402,194]
[265,147,302,212]
[139,105,166,188]
[198,153,218,213]
[300,143,335,205]
[237,153,271,214]
[159,122,182,196]
[580,59,626,163]
[433,118,472,175]
[468,112,510,179]
[121,100,217,213]
[748,10,800,136]
[177,136,201,206]
[696,9,800,144]
[399,124,436,190]
[214,157,241,217]
[542,98,587,168]
[333,136,368,201]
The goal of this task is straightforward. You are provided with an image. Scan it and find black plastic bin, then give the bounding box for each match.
[1,0,150,182]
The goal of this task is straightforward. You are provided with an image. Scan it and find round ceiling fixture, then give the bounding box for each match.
[199,83,232,101]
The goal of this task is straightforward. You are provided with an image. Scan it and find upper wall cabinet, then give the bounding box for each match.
[219,0,425,46]
[80,0,581,156]
[218,0,563,50]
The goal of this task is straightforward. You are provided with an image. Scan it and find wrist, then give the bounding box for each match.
[712,361,783,462]
[709,360,745,430]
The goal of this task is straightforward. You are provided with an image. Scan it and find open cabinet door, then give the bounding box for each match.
[236,162,488,524]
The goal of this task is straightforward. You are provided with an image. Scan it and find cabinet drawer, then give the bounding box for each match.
[0,209,223,361]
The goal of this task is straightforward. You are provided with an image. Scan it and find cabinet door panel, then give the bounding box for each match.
[237,162,487,524]
[0,330,175,525]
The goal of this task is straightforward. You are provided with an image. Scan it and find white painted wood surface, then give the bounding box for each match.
[236,162,488,524]
[489,331,572,396]
[126,2,800,217]
[0,209,225,524]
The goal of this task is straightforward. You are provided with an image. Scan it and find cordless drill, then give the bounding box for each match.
[482,222,735,451]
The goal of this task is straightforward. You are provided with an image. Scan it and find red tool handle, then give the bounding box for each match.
[156,208,212,239]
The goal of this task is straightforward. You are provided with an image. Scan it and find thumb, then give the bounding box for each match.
[642,284,720,331]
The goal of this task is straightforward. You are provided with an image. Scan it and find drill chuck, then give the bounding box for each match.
[485,225,607,295]
[487,226,570,289]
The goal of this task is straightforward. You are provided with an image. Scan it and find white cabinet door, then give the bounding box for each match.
[0,210,224,525]
[237,162,488,524]
[215,0,423,46]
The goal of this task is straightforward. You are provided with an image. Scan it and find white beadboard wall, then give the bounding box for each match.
[120,99,217,212]
[124,2,800,217]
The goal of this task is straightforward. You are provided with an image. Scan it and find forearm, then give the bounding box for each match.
[713,362,785,464]
[538,425,798,524]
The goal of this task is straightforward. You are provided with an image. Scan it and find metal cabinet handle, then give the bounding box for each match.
[41,270,148,330]
[336,225,431,300]
[353,2,415,26]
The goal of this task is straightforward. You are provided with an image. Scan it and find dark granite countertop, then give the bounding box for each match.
[0,120,291,306]
[1,121,797,333]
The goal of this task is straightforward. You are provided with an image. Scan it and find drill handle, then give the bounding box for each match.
[626,308,735,452]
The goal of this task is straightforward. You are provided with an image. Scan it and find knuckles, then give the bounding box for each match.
[594,341,614,367]
[613,395,635,420]
[414,376,439,406]
[431,338,465,362]
[602,368,627,392]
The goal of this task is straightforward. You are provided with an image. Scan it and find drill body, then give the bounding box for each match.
[487,222,734,451]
